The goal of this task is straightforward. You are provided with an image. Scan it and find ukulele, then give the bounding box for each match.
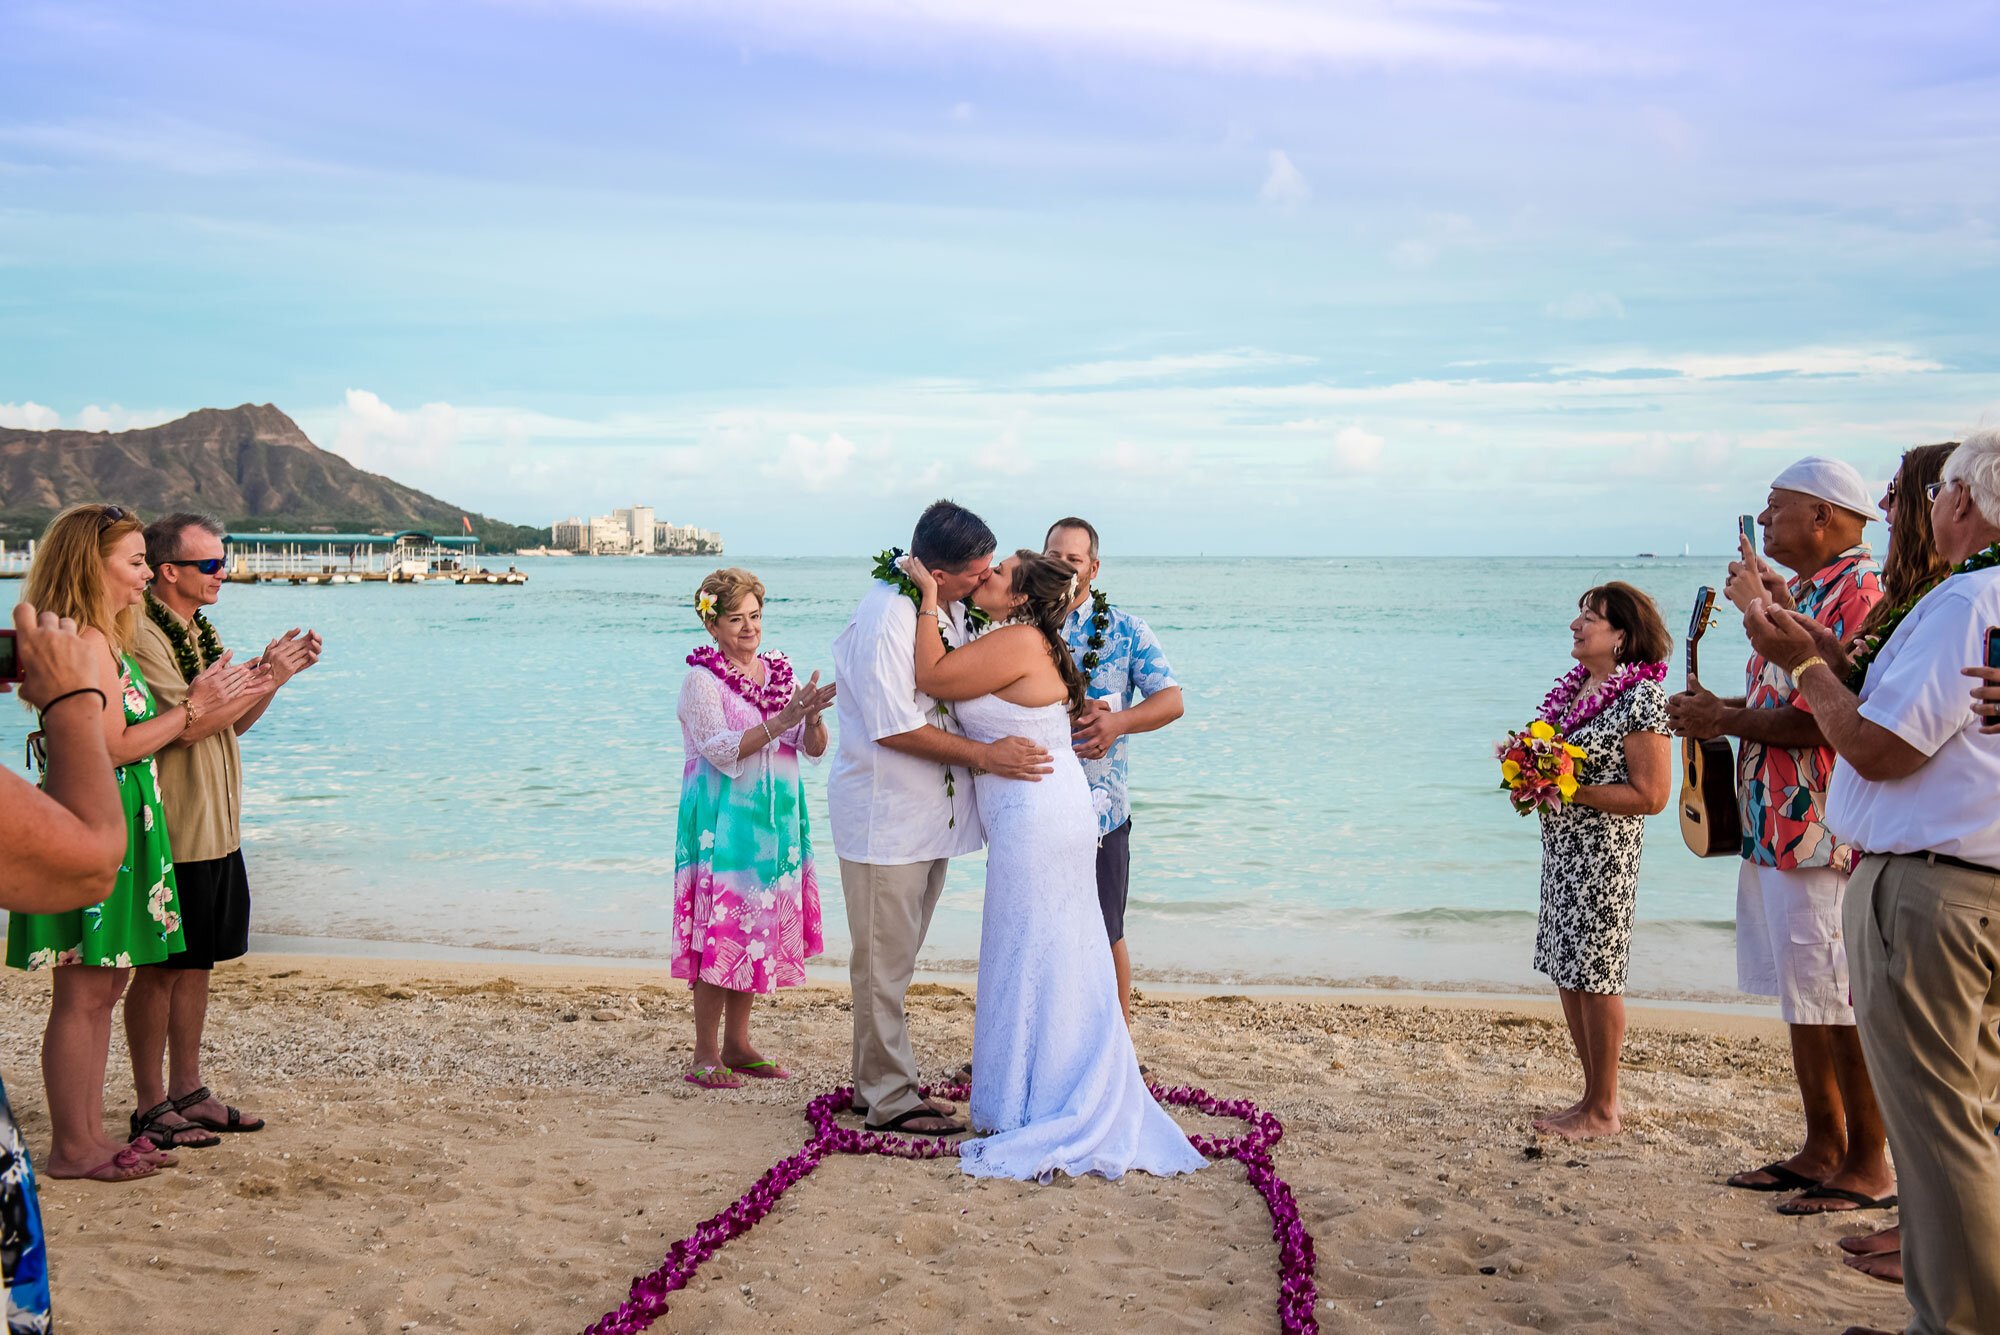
[1678,586,1743,857]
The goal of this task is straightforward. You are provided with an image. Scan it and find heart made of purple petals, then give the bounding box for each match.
[584,1082,1319,1335]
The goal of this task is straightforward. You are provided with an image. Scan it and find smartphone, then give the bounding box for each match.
[1986,626,2000,669]
[1738,514,1758,552]
[0,629,17,684]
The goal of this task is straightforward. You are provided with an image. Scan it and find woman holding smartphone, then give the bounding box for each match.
[5,504,252,1183]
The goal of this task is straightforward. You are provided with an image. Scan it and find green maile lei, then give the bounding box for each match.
[1079,588,1111,672]
[145,592,224,682]
[870,548,993,828]
[1843,539,2000,690]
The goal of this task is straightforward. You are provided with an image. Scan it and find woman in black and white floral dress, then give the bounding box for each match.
[1529,582,1672,1142]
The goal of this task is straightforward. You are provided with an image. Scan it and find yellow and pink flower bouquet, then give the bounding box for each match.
[1496,720,1586,817]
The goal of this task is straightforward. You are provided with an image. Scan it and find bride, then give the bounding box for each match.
[904,551,1205,1183]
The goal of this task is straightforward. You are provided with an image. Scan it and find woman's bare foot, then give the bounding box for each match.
[1838,1225,1900,1257]
[1842,1250,1903,1286]
[1540,1106,1623,1141]
[1533,1099,1620,1135]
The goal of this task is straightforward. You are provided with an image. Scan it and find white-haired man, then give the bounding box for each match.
[1745,429,2000,1335]
[1669,457,1893,1218]
[121,513,321,1151]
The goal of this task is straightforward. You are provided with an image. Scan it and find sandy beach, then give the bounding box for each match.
[4,955,1908,1334]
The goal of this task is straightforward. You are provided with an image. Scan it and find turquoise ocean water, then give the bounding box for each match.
[2,555,1764,1001]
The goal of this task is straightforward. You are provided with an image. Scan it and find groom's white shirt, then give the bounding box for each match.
[829,581,986,865]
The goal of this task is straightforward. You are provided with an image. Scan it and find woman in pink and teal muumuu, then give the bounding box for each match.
[673,568,835,1089]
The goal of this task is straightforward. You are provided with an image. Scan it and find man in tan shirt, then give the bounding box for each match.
[123,513,322,1149]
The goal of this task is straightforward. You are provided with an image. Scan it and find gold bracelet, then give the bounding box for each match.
[180,698,202,737]
[1791,655,1827,678]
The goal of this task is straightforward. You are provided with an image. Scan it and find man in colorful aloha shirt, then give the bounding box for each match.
[1045,518,1185,1027]
[1668,456,1893,1219]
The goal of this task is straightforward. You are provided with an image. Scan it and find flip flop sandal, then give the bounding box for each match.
[1726,1161,1821,1193]
[1776,1186,1899,1217]
[684,1064,744,1090]
[864,1106,967,1138]
[48,1144,159,1183]
[171,1086,264,1133]
[131,1100,221,1150]
[128,1137,178,1168]
[728,1060,792,1081]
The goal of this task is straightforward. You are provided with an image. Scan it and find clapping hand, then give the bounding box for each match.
[255,628,322,688]
[1724,535,1792,615]
[187,650,256,713]
[773,671,837,734]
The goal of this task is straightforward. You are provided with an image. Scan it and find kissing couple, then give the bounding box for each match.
[827,499,1203,1182]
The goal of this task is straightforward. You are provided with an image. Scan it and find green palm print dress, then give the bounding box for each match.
[6,653,185,970]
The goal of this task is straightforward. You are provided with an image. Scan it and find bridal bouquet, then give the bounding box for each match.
[1496,721,1586,816]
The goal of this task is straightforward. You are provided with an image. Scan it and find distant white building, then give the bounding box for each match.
[656,522,723,555]
[613,506,656,554]
[552,508,720,555]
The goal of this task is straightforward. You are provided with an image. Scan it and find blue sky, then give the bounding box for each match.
[2,1,1997,554]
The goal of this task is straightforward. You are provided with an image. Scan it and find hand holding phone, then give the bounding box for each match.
[1739,514,1758,553]
[1987,626,2000,669]
[0,629,18,686]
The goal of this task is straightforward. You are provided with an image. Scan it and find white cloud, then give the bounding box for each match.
[1258,149,1310,211]
[1329,425,1385,473]
[1029,347,1314,388]
[329,388,463,476]
[1544,291,1626,321]
[764,431,857,490]
[1553,347,1944,380]
[565,0,1606,73]
[0,402,60,430]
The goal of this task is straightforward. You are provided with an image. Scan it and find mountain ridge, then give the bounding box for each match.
[0,404,545,549]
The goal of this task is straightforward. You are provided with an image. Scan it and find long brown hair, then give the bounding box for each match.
[1863,442,1957,633]
[25,503,146,650]
[1005,549,1091,719]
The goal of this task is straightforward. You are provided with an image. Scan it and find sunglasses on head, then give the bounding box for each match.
[95,504,126,529]
[160,558,226,575]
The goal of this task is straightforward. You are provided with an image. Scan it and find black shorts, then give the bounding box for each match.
[158,850,252,971]
[1094,818,1132,945]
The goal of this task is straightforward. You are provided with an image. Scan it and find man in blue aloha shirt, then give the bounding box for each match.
[1044,518,1185,1026]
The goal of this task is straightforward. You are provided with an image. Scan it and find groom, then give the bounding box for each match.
[830,499,1054,1135]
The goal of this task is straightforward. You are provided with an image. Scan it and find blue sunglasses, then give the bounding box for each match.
[160,558,226,575]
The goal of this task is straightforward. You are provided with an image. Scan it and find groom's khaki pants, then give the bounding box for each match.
[1846,853,2000,1335]
[841,856,949,1124]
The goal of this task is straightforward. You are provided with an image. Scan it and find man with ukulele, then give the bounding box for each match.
[1667,457,1893,1218]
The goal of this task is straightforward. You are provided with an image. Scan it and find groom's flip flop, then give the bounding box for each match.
[865,1107,967,1137]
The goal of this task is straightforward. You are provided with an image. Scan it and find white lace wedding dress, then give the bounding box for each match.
[952,693,1207,1182]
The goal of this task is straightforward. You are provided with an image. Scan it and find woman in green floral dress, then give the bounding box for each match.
[6,505,251,1182]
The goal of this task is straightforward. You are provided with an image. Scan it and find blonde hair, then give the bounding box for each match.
[25,503,147,650]
[696,567,765,623]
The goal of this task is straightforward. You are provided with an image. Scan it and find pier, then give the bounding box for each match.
[0,531,527,585]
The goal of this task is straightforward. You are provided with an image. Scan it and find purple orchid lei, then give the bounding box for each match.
[686,645,795,716]
[584,1081,1320,1335]
[1534,660,1668,733]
